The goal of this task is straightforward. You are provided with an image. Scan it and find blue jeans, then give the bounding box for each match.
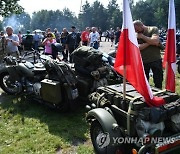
[90,41,99,49]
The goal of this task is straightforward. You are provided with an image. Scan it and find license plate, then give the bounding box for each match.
[156,134,180,153]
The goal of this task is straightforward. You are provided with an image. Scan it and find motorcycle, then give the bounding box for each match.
[71,46,122,102]
[0,50,78,111]
[0,46,121,111]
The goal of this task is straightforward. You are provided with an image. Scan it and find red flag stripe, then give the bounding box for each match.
[163,0,176,92]
[114,29,164,107]
[114,0,165,107]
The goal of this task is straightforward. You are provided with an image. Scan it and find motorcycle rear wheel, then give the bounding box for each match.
[0,71,22,95]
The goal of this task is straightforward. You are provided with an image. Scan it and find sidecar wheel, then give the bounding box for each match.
[90,120,125,154]
[0,72,22,95]
[90,120,109,154]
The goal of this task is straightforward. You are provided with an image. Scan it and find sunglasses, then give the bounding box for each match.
[47,35,52,37]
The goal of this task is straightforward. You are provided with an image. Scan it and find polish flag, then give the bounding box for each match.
[163,0,176,92]
[114,0,165,106]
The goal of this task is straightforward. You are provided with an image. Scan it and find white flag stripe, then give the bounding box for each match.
[168,0,176,29]
[168,0,176,75]
[168,0,176,56]
[122,0,154,99]
[122,0,138,47]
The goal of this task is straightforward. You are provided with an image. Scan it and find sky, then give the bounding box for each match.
[18,0,139,16]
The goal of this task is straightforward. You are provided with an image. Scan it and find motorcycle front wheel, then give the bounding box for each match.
[0,71,22,95]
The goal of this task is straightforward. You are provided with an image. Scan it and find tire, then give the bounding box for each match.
[0,71,22,95]
[90,120,125,154]
[90,121,108,154]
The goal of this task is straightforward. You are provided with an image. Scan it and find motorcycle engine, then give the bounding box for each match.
[136,118,165,138]
[25,81,41,95]
[33,82,41,95]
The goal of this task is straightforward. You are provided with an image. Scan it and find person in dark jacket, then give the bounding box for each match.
[65,26,81,62]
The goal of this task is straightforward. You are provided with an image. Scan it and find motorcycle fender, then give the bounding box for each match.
[87,108,121,148]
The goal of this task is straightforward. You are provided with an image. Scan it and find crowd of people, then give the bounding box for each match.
[1,22,177,89]
[0,26,121,63]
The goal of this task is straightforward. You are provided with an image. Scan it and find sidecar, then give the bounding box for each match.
[86,83,180,154]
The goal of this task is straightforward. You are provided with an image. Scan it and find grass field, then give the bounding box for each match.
[0,73,180,154]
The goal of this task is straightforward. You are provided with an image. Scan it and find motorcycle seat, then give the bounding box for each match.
[33,63,46,71]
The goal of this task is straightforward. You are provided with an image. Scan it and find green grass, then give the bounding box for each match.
[0,96,94,154]
[149,72,180,95]
[0,72,179,154]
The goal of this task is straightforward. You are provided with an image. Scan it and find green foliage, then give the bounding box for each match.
[0,0,24,17]
[1,0,180,33]
[132,0,180,29]
[106,0,122,29]
[31,9,76,32]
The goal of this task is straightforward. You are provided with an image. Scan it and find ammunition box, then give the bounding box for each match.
[40,79,62,104]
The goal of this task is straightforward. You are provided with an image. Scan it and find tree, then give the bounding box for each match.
[78,1,93,29]
[2,13,31,33]
[31,9,77,32]
[0,0,24,17]
[106,0,122,29]
[91,1,108,30]
[132,1,155,26]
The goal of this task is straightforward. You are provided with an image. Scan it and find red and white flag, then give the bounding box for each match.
[114,0,165,107]
[163,0,176,92]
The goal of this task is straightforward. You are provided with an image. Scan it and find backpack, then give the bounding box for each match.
[71,46,103,67]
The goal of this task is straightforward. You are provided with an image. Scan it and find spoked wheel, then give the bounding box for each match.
[0,72,22,95]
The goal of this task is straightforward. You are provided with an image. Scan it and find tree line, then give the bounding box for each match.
[0,0,180,33]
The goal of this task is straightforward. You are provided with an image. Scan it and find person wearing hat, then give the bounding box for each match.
[65,26,81,62]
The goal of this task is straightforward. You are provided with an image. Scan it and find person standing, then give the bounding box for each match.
[42,32,61,61]
[5,26,20,58]
[17,31,23,53]
[81,27,90,46]
[60,28,69,61]
[0,31,6,62]
[133,20,163,89]
[54,28,61,43]
[33,31,40,50]
[89,27,100,49]
[65,26,81,62]
[114,27,121,45]
[109,28,115,47]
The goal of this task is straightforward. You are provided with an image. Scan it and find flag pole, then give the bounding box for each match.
[164,61,168,91]
[123,65,127,100]
[122,0,127,101]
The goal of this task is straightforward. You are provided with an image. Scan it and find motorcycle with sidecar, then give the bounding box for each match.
[0,46,121,111]
[86,83,180,154]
